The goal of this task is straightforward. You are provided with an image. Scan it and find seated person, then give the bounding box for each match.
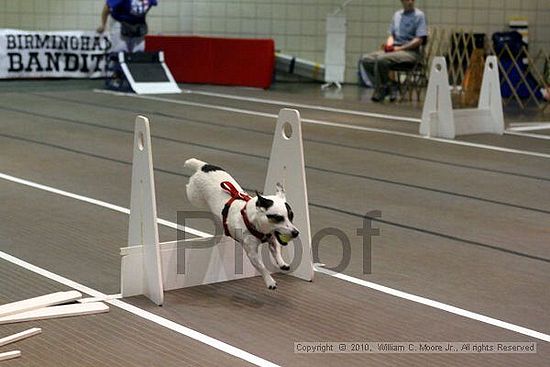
[360,0,427,102]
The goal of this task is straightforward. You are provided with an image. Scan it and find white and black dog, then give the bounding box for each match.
[184,158,299,289]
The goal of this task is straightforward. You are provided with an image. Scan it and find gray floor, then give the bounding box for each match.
[0,80,549,366]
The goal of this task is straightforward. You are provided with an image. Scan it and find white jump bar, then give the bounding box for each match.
[0,327,42,347]
[0,303,109,325]
[0,291,82,318]
[0,350,21,361]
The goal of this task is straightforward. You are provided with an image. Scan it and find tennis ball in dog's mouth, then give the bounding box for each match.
[278,233,292,244]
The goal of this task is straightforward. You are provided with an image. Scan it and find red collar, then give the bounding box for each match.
[220,181,271,242]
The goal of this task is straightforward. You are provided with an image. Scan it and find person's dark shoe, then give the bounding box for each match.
[388,84,398,102]
[371,87,387,102]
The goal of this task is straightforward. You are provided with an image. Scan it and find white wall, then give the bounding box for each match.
[0,0,548,83]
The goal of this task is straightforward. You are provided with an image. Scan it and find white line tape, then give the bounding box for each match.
[509,121,550,127]
[0,173,211,239]
[78,294,123,303]
[507,123,550,131]
[1,172,549,342]
[505,131,550,141]
[109,299,279,367]
[93,89,550,159]
[180,88,422,123]
[314,265,550,342]
[0,251,279,367]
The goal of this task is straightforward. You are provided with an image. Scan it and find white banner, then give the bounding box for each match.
[0,29,112,79]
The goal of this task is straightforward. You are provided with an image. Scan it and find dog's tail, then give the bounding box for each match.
[184,158,206,172]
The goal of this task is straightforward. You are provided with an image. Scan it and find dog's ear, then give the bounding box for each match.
[255,191,273,211]
[275,182,286,199]
[285,202,294,222]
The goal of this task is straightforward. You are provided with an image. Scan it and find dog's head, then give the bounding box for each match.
[254,183,299,246]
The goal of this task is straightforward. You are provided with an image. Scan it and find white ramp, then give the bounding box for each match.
[121,109,314,305]
[420,56,504,139]
[124,116,164,305]
[119,51,181,95]
[264,109,314,282]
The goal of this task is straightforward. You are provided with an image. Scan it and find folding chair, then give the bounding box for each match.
[390,35,429,102]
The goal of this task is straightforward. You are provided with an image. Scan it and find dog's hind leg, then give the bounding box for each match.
[268,238,290,271]
[243,239,277,289]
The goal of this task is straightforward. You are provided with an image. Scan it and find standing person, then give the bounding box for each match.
[360,0,427,102]
[97,0,157,53]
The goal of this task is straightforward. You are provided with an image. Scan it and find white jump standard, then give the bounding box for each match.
[121,110,314,305]
[420,56,504,139]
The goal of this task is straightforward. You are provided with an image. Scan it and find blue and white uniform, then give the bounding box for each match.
[107,0,158,53]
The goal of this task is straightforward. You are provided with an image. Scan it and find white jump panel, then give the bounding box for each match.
[420,56,504,139]
[264,109,314,282]
[122,237,259,290]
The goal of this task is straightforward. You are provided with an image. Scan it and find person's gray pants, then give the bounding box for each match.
[361,50,420,91]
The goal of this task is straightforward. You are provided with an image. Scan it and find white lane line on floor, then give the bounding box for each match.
[188,88,550,135]
[78,294,123,303]
[2,171,549,343]
[0,251,278,367]
[509,122,550,127]
[0,173,211,239]
[93,89,550,160]
[180,88,422,123]
[507,123,550,131]
[314,266,550,343]
[505,131,550,141]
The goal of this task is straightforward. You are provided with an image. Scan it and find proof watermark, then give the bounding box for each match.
[175,210,381,275]
[294,342,537,354]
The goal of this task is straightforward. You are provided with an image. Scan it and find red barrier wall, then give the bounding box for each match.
[145,35,275,89]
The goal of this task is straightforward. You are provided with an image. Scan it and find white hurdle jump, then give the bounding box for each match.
[120,110,314,305]
[420,56,504,139]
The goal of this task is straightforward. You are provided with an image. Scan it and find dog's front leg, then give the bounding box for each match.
[243,238,277,289]
[268,237,290,271]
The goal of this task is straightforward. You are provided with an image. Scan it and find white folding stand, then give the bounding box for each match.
[322,14,347,90]
[121,109,314,305]
[420,56,504,139]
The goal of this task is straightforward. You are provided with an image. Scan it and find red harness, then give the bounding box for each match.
[220,181,271,242]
